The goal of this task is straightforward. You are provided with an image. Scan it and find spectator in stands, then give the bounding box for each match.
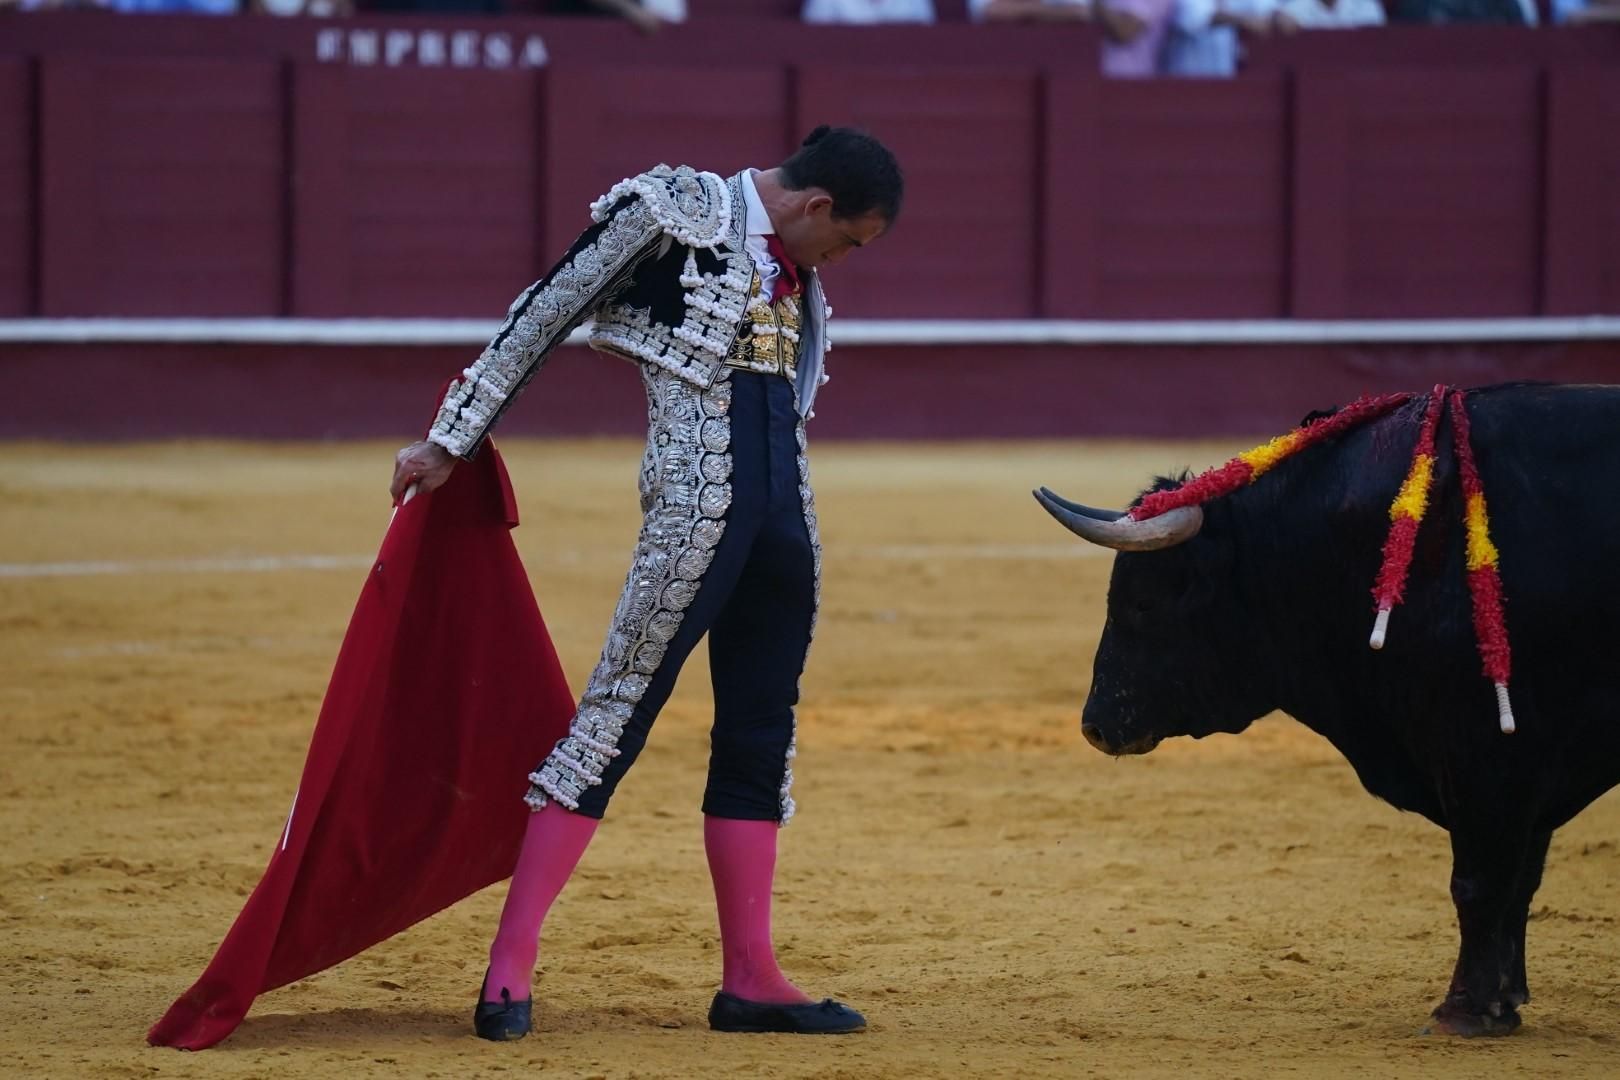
[969,0,1174,76]
[255,0,352,14]
[545,0,684,32]
[1095,0,1176,76]
[1162,0,1278,77]
[1561,0,1620,20]
[89,0,240,10]
[364,0,500,11]
[1391,0,1526,21]
[1273,0,1383,27]
[802,0,935,22]
[1519,0,1620,22]
[970,0,1091,20]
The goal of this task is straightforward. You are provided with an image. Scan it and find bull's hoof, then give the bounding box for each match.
[1425,995,1522,1037]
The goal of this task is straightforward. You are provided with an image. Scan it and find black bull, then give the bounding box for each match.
[1037,383,1620,1036]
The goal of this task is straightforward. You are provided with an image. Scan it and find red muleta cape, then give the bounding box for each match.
[148,442,574,1050]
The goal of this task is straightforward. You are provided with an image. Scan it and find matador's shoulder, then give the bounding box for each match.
[588,165,733,251]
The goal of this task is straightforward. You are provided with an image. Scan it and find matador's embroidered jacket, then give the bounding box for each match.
[427,165,831,459]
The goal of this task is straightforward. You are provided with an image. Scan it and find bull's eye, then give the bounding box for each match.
[1117,593,1160,632]
[1117,565,1191,631]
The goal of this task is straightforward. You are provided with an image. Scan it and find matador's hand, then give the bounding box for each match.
[390,440,456,503]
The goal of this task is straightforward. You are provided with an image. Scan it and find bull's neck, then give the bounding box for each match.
[1218,433,1406,736]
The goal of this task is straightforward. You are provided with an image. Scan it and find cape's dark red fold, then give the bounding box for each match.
[148,442,574,1050]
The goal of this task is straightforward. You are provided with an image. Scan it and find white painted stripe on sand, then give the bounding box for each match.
[1,543,1106,579]
[51,635,297,659]
[0,554,375,578]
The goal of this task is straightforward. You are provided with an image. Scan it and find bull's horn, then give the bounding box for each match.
[1035,489,1128,523]
[1032,486,1204,551]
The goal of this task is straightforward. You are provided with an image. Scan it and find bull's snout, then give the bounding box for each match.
[1080,718,1160,757]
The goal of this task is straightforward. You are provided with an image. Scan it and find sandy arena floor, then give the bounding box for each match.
[2,437,1618,1079]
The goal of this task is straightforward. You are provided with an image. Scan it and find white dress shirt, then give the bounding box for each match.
[736,170,829,418]
[739,169,787,303]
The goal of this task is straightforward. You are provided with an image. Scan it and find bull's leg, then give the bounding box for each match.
[1502,829,1552,1007]
[1428,825,1531,1036]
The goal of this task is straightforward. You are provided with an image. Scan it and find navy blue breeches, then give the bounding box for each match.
[572,371,816,821]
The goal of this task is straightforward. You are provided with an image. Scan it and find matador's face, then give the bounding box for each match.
[777,198,888,272]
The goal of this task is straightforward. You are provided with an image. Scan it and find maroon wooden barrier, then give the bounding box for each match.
[794,66,1041,318]
[1247,24,1620,68]
[38,56,285,316]
[1544,68,1620,317]
[0,341,643,443]
[2,18,1619,323]
[1292,67,1542,319]
[5,339,1614,442]
[541,64,791,273]
[0,59,31,318]
[1045,74,1290,319]
[810,340,1619,439]
[291,64,540,317]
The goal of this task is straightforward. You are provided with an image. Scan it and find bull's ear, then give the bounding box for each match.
[1299,406,1338,426]
[1033,487,1203,551]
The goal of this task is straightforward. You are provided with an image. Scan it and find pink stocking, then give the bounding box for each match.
[483,802,598,1003]
[704,815,811,1004]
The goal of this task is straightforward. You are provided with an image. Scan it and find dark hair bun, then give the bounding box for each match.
[802,125,831,147]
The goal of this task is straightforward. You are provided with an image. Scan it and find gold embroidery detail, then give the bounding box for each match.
[724,281,801,380]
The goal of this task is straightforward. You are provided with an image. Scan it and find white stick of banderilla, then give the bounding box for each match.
[1369,607,1392,650]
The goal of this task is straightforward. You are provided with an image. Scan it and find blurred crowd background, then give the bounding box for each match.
[4,0,1617,78]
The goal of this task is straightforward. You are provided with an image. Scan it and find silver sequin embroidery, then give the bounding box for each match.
[429,199,663,459]
[527,369,734,811]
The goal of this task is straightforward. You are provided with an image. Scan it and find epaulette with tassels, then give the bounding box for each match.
[1130,385,1516,735]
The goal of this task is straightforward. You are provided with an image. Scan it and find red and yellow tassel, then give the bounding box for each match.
[1449,390,1515,734]
[1129,392,1414,521]
[1368,386,1447,649]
